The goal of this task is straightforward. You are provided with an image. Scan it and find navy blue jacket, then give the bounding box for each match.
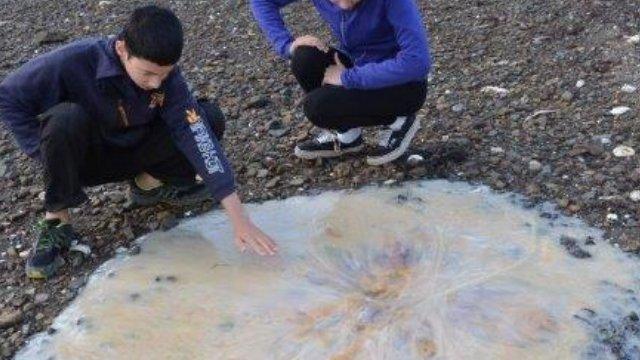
[0,37,235,201]
[251,0,431,89]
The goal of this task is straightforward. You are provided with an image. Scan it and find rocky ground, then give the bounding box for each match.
[0,0,638,358]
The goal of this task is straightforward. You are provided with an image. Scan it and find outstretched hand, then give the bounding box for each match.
[221,192,278,256]
[233,217,278,256]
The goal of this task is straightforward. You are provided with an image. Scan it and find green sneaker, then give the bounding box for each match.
[26,219,79,279]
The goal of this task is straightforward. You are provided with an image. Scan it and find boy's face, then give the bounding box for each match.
[329,0,361,10]
[115,40,174,91]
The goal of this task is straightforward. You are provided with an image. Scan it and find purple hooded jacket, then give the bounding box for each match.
[251,0,432,89]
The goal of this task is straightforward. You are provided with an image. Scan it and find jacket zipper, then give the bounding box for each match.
[117,99,130,127]
[340,11,348,49]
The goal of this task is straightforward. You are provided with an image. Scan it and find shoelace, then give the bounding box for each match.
[316,130,337,143]
[377,128,393,147]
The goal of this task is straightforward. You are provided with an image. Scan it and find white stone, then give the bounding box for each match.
[525,109,558,121]
[528,160,543,172]
[626,34,640,44]
[407,154,424,166]
[610,106,631,116]
[613,145,635,157]
[599,195,621,201]
[257,169,269,178]
[34,293,50,304]
[630,190,640,202]
[576,80,585,88]
[490,146,504,154]
[606,213,619,222]
[481,86,509,96]
[621,84,637,93]
[594,135,611,145]
[452,104,465,113]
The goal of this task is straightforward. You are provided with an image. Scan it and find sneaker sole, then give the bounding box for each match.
[366,119,421,166]
[26,256,65,280]
[129,187,212,207]
[294,144,364,160]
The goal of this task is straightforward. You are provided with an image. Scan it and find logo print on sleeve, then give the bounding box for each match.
[185,109,224,174]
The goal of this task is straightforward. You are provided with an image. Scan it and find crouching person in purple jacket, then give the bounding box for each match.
[251,0,431,165]
[0,6,277,279]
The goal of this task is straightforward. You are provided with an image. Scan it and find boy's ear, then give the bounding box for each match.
[115,40,129,59]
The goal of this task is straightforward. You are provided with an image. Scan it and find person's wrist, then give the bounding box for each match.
[221,192,249,225]
[231,211,251,228]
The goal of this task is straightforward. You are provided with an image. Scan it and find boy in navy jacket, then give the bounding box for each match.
[0,6,277,279]
[251,0,431,165]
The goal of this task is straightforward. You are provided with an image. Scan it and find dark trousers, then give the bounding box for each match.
[39,101,225,212]
[290,46,428,133]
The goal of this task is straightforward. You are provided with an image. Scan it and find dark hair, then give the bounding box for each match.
[122,5,183,65]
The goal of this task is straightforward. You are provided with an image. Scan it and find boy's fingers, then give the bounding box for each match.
[236,233,276,256]
[334,53,343,67]
[316,41,328,52]
[266,238,277,252]
[293,35,326,52]
[236,238,247,252]
[251,244,265,256]
[248,237,267,256]
[253,233,277,255]
[256,236,276,255]
[266,236,278,251]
